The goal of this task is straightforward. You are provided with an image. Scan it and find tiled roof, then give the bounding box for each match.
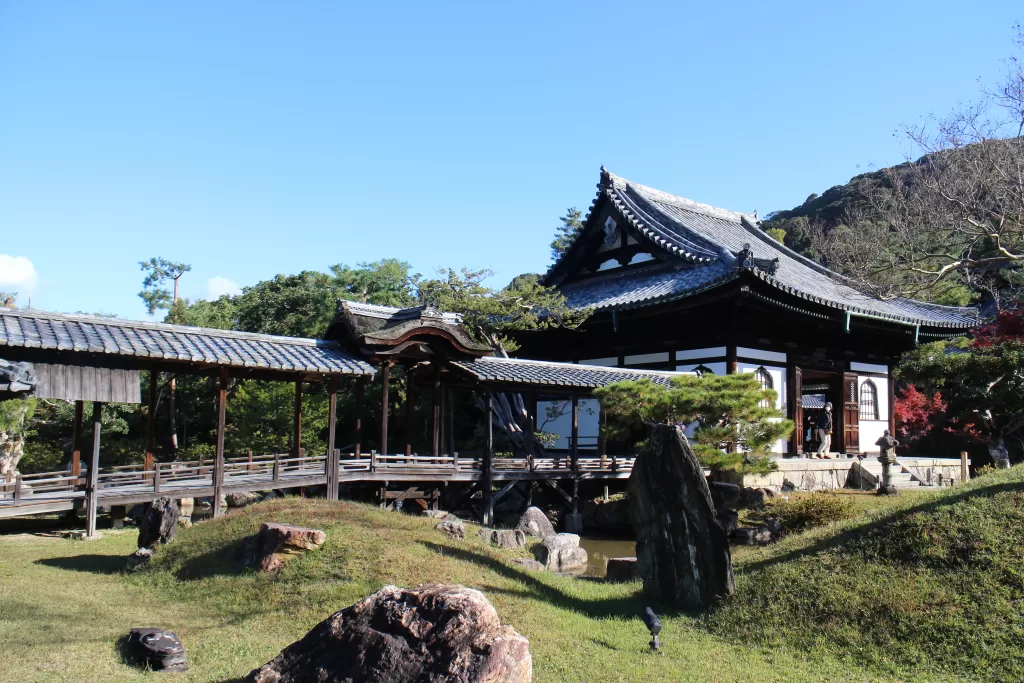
[0,308,375,375]
[449,356,679,389]
[547,169,979,329]
[332,301,492,355]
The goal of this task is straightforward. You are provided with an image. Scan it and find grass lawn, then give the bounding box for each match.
[0,476,1013,682]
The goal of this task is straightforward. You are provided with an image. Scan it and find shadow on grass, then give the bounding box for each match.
[420,541,693,620]
[740,479,1024,574]
[165,536,251,581]
[36,554,126,574]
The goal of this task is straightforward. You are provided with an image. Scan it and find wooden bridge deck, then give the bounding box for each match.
[0,452,635,520]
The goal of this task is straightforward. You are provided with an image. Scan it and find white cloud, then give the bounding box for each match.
[206,276,242,300]
[0,254,38,293]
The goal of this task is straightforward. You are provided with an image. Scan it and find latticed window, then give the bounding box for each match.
[860,380,879,420]
[754,367,773,408]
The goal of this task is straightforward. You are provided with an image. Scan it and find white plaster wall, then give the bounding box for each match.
[856,372,890,453]
[536,398,600,451]
[738,362,788,454]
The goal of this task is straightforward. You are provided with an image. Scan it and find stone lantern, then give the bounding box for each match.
[875,430,900,496]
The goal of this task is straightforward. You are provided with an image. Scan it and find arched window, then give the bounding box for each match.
[693,364,714,377]
[860,380,879,420]
[754,367,773,408]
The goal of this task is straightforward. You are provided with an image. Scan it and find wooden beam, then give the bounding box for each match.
[404,365,416,457]
[431,365,441,458]
[144,371,157,476]
[543,478,573,505]
[85,402,103,537]
[571,394,579,514]
[492,480,519,506]
[213,368,228,518]
[483,393,494,526]
[293,378,303,458]
[326,376,339,500]
[380,363,391,456]
[354,375,365,457]
[71,400,84,481]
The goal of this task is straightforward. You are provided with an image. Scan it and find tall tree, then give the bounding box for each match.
[550,207,584,261]
[331,258,419,307]
[808,28,1024,305]
[234,271,335,338]
[139,257,191,453]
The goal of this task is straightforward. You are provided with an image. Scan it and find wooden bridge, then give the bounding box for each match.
[0,451,636,521]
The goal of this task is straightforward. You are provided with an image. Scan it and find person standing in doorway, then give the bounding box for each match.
[815,402,833,458]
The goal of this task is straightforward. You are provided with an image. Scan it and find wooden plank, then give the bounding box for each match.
[51,364,65,402]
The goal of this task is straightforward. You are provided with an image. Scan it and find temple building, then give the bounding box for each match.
[516,168,978,456]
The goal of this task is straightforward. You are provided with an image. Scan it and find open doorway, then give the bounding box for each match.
[799,370,860,455]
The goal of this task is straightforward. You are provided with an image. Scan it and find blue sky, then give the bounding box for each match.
[1,2,1021,320]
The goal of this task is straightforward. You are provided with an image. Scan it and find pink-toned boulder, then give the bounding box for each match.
[245,584,532,683]
[242,522,326,573]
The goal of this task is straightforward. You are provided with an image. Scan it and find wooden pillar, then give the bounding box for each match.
[404,365,416,457]
[571,395,579,515]
[293,378,303,459]
[887,364,896,436]
[483,394,494,526]
[71,400,84,481]
[327,376,339,501]
[446,388,455,458]
[787,362,803,455]
[144,371,158,478]
[354,375,366,457]
[213,368,228,518]
[726,344,738,374]
[380,363,391,456]
[598,400,607,466]
[85,402,104,537]
[431,365,442,458]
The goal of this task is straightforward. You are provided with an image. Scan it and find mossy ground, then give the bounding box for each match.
[2,472,1021,682]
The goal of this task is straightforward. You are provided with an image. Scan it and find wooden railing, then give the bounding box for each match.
[0,450,635,509]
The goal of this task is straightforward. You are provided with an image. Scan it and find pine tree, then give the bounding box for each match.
[550,207,584,261]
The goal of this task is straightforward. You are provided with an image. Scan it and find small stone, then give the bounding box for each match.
[512,558,546,572]
[436,514,465,541]
[127,547,154,571]
[479,528,527,549]
[516,507,555,539]
[126,627,188,672]
[422,509,449,519]
[605,557,639,583]
[226,491,260,508]
[534,533,588,572]
[242,522,326,573]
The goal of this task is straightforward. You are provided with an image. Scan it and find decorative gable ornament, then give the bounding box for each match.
[603,217,618,246]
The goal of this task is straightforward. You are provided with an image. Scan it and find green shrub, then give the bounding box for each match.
[767,493,855,535]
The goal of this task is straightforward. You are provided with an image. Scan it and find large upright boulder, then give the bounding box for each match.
[245,584,532,683]
[516,507,555,539]
[137,497,180,549]
[628,424,734,608]
[533,533,588,572]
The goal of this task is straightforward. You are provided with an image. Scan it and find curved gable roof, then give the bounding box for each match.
[546,168,978,329]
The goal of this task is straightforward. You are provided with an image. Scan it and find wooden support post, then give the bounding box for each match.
[405,365,416,458]
[247,450,254,473]
[447,388,455,459]
[213,368,228,518]
[154,464,161,493]
[598,400,608,468]
[371,450,378,472]
[483,394,494,526]
[272,452,281,482]
[571,395,580,515]
[327,376,339,501]
[86,402,104,537]
[727,344,738,375]
[887,364,896,437]
[527,391,537,472]
[380,363,391,456]
[431,365,442,460]
[293,378,303,462]
[71,400,84,483]
[13,474,22,506]
[354,376,365,458]
[144,371,158,478]
[961,451,970,483]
